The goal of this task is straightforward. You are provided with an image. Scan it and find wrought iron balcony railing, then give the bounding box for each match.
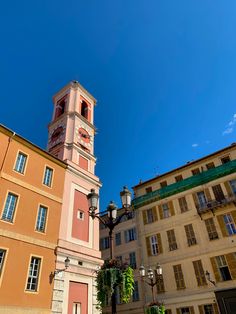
[196,194,236,214]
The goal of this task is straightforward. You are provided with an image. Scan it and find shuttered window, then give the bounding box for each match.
[146,233,163,256]
[198,304,219,314]
[212,184,225,202]
[184,224,197,246]
[192,260,207,286]
[205,218,219,240]
[215,255,231,281]
[223,213,236,235]
[173,264,185,289]
[178,196,188,213]
[167,229,178,251]
[177,308,195,314]
[156,274,165,293]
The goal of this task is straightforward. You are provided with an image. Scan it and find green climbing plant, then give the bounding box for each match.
[145,304,165,314]
[95,259,135,309]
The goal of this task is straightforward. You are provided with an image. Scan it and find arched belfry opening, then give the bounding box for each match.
[54,97,66,119]
[81,101,88,120]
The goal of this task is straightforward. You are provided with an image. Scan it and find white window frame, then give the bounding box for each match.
[1,192,18,222]
[150,235,158,255]
[35,205,48,232]
[223,213,236,235]
[162,203,170,218]
[26,256,41,292]
[43,166,53,187]
[14,151,27,174]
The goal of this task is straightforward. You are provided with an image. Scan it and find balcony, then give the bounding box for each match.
[133,159,236,209]
[197,194,236,215]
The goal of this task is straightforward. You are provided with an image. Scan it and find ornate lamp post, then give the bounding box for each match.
[87,186,132,314]
[139,263,162,304]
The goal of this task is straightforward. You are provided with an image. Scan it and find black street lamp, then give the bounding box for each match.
[139,263,162,304]
[87,186,132,314]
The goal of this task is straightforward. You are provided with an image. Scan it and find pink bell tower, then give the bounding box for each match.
[48,81,102,314]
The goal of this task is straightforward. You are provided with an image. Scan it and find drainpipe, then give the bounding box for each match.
[0,132,15,173]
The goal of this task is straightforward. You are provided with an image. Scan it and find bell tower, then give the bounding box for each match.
[47,80,97,174]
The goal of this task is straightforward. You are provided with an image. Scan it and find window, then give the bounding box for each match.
[124,228,137,243]
[185,224,197,246]
[197,191,207,207]
[199,304,215,314]
[43,167,53,187]
[0,249,6,277]
[215,255,231,281]
[150,235,159,255]
[192,168,200,175]
[146,208,154,223]
[160,181,167,188]
[205,218,218,240]
[77,210,84,220]
[177,307,194,314]
[178,196,188,213]
[175,175,183,182]
[115,232,121,246]
[36,205,47,232]
[146,234,162,256]
[129,252,136,269]
[167,229,178,251]
[229,179,236,195]
[73,303,81,314]
[14,152,27,174]
[146,187,152,193]
[206,162,215,170]
[81,101,88,119]
[156,274,165,293]
[223,213,236,235]
[55,97,66,119]
[212,184,225,202]
[173,264,185,289]
[132,281,139,301]
[100,237,110,250]
[162,203,170,218]
[2,193,18,222]
[26,257,41,291]
[221,156,230,164]
[193,260,207,286]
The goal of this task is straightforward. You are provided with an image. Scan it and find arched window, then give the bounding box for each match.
[55,98,66,119]
[81,101,88,119]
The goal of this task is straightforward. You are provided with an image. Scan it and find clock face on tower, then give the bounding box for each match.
[78,128,90,144]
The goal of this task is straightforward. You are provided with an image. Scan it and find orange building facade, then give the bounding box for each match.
[0,125,66,313]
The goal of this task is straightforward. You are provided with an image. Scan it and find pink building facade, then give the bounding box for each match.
[47,81,102,314]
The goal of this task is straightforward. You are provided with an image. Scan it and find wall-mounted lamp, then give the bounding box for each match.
[205,270,216,286]
[54,257,70,276]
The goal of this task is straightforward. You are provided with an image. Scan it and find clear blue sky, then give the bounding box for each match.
[1,0,236,210]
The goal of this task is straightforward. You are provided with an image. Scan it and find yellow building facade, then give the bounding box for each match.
[100,143,236,314]
[133,144,236,314]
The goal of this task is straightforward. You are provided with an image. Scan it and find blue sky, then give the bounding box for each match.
[1,0,236,210]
